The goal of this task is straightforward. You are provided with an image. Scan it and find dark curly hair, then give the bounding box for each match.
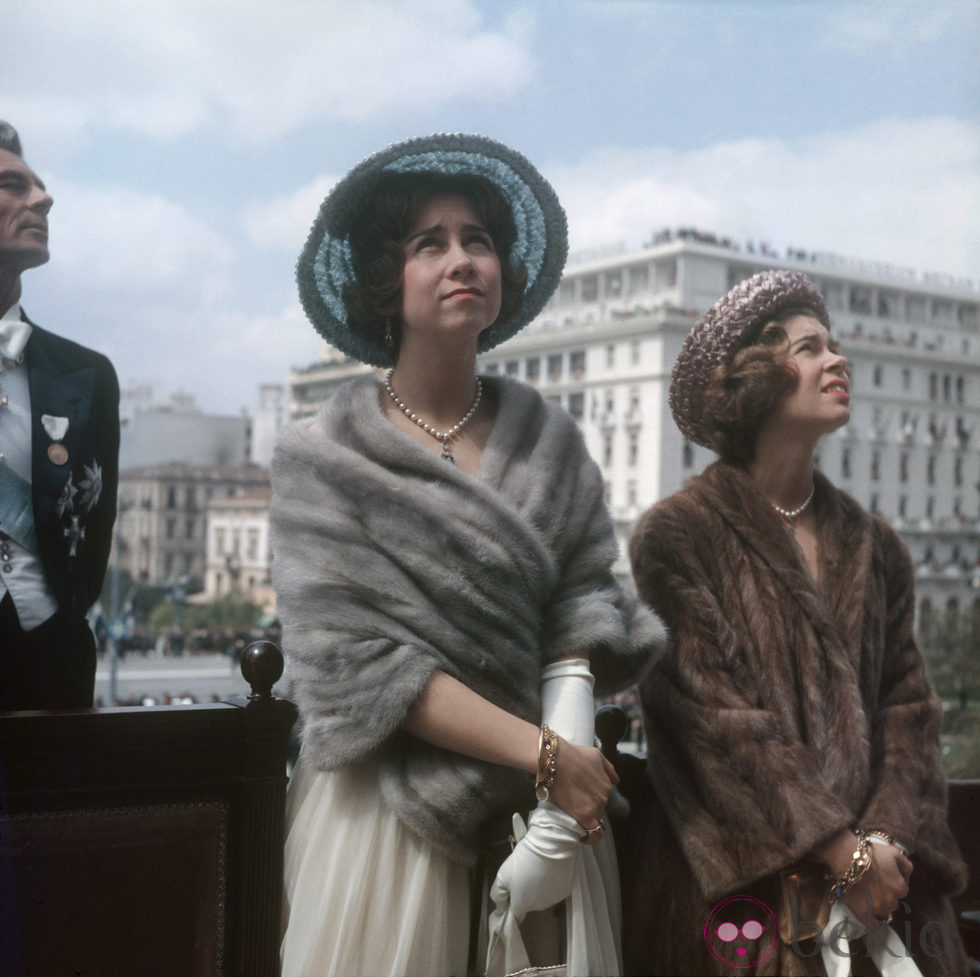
[704,306,827,465]
[341,171,527,361]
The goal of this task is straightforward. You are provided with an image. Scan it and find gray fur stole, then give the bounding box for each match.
[271,374,663,863]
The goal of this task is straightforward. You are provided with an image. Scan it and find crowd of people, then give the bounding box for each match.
[1,120,969,975]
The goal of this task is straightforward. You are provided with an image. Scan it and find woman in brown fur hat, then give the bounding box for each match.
[622,269,967,976]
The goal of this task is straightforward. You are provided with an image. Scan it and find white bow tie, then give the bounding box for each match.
[0,312,32,362]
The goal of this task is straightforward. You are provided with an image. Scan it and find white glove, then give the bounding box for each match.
[820,900,924,977]
[490,800,584,922]
[489,659,596,922]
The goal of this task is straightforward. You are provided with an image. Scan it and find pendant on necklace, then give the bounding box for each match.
[441,440,456,464]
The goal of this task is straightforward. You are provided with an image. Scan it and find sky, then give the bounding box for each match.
[3,0,978,415]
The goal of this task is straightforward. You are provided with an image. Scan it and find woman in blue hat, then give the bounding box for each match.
[272,134,664,977]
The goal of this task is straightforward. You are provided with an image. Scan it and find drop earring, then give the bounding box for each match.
[384,321,393,348]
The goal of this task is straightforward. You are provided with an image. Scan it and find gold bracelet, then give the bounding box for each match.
[534,724,559,801]
[830,831,873,901]
[858,826,910,856]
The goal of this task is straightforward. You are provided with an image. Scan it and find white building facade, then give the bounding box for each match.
[203,489,275,611]
[288,231,980,614]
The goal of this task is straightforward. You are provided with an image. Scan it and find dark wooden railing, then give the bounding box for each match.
[0,640,297,977]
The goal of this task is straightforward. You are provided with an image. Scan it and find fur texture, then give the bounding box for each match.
[271,374,664,864]
[622,462,967,976]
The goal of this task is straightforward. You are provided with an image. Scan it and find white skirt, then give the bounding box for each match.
[280,759,472,977]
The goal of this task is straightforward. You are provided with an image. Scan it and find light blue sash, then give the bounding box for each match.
[0,463,38,555]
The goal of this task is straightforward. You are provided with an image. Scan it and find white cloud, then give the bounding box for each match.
[5,0,534,142]
[242,174,340,251]
[552,116,980,281]
[51,179,234,301]
[820,3,959,55]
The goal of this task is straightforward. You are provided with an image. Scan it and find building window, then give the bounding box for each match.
[902,367,911,391]
[927,454,936,486]
[841,447,851,480]
[525,358,539,383]
[871,449,880,482]
[605,270,622,295]
[185,519,195,540]
[166,518,176,540]
[630,340,641,365]
[484,362,499,376]
[606,344,616,368]
[681,440,693,468]
[954,455,963,487]
[603,481,611,506]
[900,452,909,483]
[547,354,563,381]
[872,406,886,439]
[849,286,872,314]
[898,495,907,518]
[166,486,177,508]
[602,433,613,468]
[568,392,584,421]
[216,528,226,555]
[628,265,649,294]
[581,276,598,302]
[873,364,883,387]
[956,375,965,404]
[870,493,880,516]
[570,350,586,379]
[505,360,519,377]
[656,258,677,288]
[943,374,951,403]
[247,529,260,562]
[926,496,935,521]
[929,373,938,400]
[627,480,637,508]
[628,431,639,467]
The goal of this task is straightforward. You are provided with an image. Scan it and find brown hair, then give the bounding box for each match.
[342,172,527,360]
[703,306,825,465]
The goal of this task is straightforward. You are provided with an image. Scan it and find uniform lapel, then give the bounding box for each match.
[25,324,96,561]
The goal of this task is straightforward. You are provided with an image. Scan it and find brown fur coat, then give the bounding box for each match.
[621,462,967,976]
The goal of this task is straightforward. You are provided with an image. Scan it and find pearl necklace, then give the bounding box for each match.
[772,482,815,535]
[383,369,482,465]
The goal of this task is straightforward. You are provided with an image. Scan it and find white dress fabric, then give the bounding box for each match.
[280,758,471,977]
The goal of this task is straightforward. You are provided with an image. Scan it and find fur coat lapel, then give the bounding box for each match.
[271,374,663,863]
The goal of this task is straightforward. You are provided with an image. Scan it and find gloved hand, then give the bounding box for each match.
[489,800,585,923]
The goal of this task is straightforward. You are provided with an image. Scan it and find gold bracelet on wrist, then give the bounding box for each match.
[534,724,559,801]
[858,826,910,856]
[830,831,873,901]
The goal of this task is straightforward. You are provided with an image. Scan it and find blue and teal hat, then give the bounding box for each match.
[296,133,568,366]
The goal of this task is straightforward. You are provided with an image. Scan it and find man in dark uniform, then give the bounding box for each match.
[0,120,120,710]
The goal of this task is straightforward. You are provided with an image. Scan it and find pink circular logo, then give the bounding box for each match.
[703,895,779,969]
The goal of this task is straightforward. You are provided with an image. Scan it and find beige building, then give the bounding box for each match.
[115,463,270,589]
[203,488,275,611]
